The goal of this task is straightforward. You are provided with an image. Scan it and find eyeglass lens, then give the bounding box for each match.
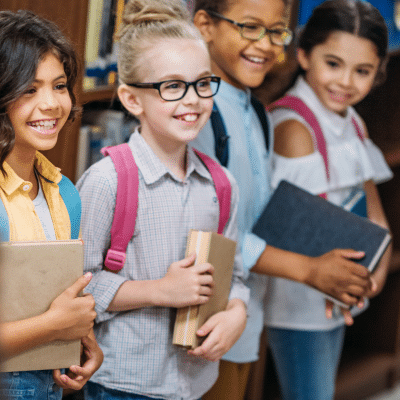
[241,25,291,46]
[160,77,219,101]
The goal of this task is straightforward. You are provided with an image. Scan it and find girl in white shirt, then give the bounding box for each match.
[267,1,392,399]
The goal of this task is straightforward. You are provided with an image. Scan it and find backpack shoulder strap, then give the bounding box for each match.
[210,102,230,167]
[269,95,330,185]
[101,143,139,272]
[251,95,270,151]
[193,149,232,234]
[351,117,366,142]
[58,175,81,240]
[0,196,9,241]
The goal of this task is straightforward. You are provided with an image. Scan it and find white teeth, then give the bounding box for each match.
[28,120,56,130]
[179,114,198,122]
[246,56,266,64]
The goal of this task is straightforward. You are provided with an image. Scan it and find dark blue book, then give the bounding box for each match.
[253,180,391,307]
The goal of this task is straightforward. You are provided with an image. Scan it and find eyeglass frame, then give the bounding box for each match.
[126,76,221,102]
[206,10,293,46]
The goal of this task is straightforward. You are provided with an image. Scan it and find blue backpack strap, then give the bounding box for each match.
[210,102,230,167]
[0,196,10,241]
[250,95,270,151]
[58,175,81,240]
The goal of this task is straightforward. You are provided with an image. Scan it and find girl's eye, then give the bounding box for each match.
[24,87,37,95]
[55,83,68,90]
[327,60,339,68]
[357,68,370,76]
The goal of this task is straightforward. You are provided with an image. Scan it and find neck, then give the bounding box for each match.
[140,129,188,180]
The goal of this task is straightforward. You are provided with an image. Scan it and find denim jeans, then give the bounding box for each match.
[0,369,63,400]
[267,325,346,400]
[84,381,201,400]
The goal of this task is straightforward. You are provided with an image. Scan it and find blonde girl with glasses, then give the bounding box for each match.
[77,0,249,399]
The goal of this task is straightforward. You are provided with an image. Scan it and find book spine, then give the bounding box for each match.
[172,231,209,348]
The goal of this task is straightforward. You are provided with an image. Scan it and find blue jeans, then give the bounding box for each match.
[267,326,346,400]
[0,370,63,400]
[84,381,202,400]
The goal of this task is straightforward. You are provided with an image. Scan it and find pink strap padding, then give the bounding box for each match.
[269,96,331,183]
[193,149,232,234]
[351,117,365,142]
[101,144,139,271]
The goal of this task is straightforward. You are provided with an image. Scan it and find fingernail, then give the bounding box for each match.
[84,272,92,279]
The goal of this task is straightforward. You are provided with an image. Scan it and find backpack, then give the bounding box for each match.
[101,143,232,272]
[211,96,270,167]
[268,95,367,216]
[0,175,81,241]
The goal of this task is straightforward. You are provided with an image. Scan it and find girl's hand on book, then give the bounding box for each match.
[47,272,97,341]
[157,253,214,308]
[188,299,247,362]
[53,333,103,390]
[308,249,372,306]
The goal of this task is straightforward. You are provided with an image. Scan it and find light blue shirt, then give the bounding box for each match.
[192,80,272,362]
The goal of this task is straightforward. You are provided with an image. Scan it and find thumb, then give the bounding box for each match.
[339,249,365,260]
[197,314,218,337]
[179,253,197,269]
[65,272,92,297]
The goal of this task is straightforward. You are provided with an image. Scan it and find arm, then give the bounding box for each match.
[254,119,373,306]
[0,273,96,358]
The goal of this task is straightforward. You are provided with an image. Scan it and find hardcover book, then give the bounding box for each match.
[173,230,236,349]
[252,181,391,308]
[0,240,84,372]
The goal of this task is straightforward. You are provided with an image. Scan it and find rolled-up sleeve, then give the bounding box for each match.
[77,160,128,323]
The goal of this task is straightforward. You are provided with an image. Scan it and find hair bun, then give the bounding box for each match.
[121,0,189,27]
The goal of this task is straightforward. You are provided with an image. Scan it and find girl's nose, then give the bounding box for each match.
[338,70,353,87]
[38,90,60,111]
[182,84,199,104]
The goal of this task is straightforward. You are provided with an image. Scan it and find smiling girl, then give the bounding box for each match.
[0,10,103,400]
[267,1,393,398]
[77,1,248,399]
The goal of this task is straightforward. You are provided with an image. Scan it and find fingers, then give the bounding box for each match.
[64,272,92,298]
[179,253,197,268]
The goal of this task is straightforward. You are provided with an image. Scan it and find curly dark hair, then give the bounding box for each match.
[0,10,81,175]
[193,0,290,15]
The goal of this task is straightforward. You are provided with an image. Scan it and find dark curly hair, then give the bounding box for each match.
[0,10,81,175]
[194,0,290,15]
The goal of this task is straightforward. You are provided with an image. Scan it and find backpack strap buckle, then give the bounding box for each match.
[104,248,126,272]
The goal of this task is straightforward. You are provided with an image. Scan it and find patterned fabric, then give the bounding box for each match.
[77,130,249,400]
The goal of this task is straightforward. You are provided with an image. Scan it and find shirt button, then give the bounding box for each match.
[23,184,30,191]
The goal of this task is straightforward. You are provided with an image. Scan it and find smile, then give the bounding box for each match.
[27,119,57,132]
[174,113,199,122]
[242,55,267,65]
[328,90,351,103]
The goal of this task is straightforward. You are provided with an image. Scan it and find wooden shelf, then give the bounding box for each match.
[81,85,117,104]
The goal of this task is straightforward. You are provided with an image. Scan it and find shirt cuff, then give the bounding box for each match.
[242,232,267,276]
[86,271,128,323]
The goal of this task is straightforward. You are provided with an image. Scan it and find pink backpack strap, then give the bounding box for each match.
[351,117,365,142]
[101,143,139,272]
[193,149,232,234]
[269,95,330,186]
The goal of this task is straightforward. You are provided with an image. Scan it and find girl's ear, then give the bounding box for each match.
[297,48,310,71]
[193,10,215,43]
[118,85,143,117]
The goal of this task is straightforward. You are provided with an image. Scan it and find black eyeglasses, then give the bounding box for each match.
[207,10,293,46]
[127,76,221,101]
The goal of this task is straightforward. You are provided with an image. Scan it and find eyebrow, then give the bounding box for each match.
[240,16,286,28]
[325,54,376,68]
[33,74,67,83]
[155,71,212,81]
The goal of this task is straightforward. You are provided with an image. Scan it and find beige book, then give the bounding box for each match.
[0,240,84,372]
[173,231,236,349]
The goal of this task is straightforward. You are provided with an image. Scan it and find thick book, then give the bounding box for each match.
[252,181,391,308]
[0,240,84,372]
[173,230,236,349]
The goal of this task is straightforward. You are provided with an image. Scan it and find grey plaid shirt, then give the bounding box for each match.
[77,130,249,400]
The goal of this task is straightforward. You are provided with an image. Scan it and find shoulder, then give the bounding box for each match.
[274,119,315,158]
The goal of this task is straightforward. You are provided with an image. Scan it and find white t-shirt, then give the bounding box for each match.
[265,76,393,330]
[32,176,56,241]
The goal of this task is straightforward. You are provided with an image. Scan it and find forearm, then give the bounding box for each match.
[0,312,57,358]
[251,245,311,284]
[106,279,163,312]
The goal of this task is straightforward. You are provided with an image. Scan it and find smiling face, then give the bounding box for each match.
[122,38,214,153]
[199,0,287,89]
[6,52,72,158]
[298,31,381,116]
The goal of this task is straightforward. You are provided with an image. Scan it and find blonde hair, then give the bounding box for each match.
[116,0,204,84]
